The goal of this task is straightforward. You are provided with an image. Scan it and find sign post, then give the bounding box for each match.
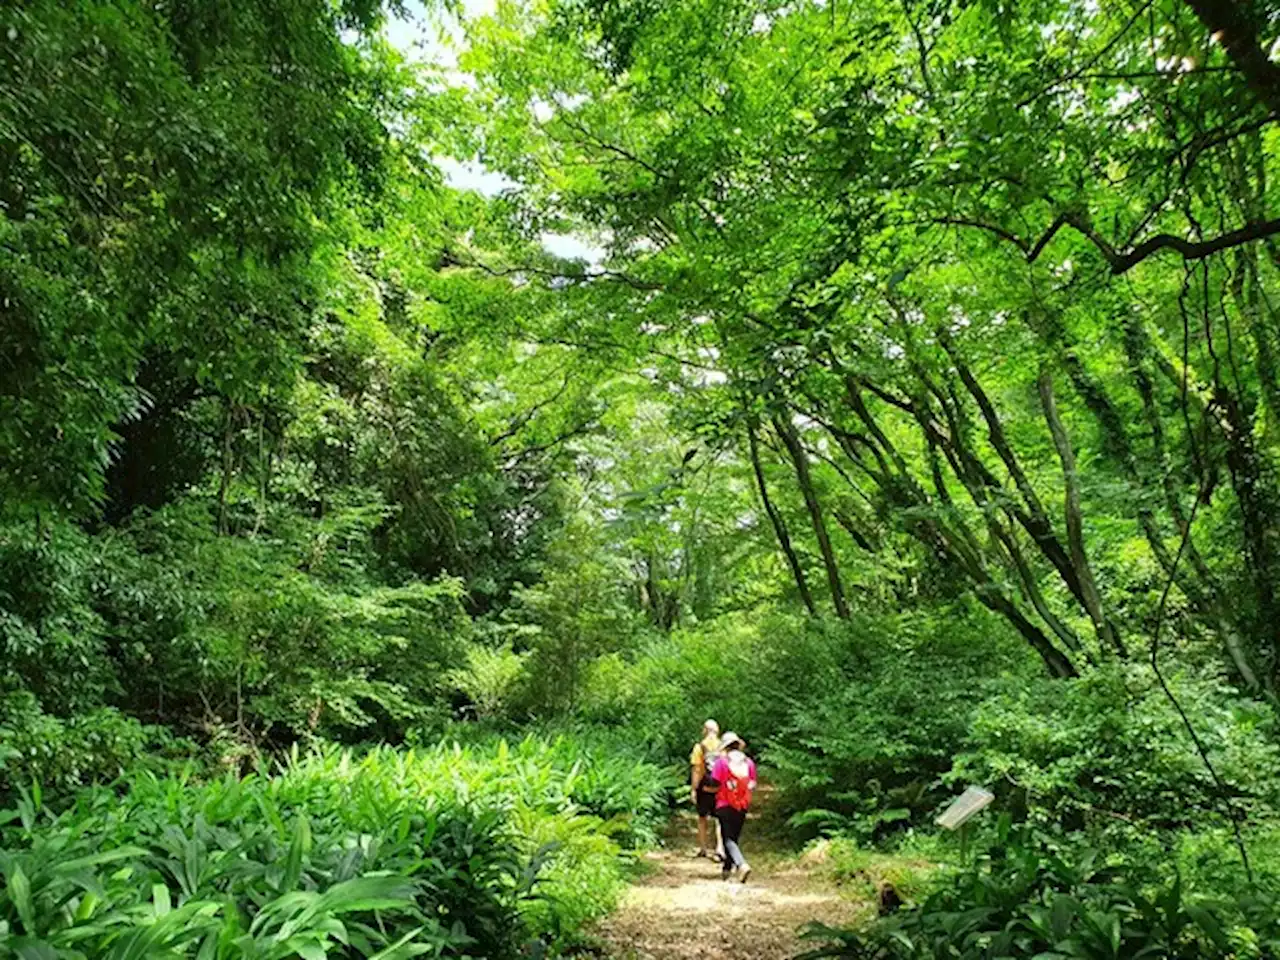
[935,786,994,866]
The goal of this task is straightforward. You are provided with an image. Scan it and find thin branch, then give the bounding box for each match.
[489,370,574,447]
[933,216,1029,252]
[1015,0,1156,108]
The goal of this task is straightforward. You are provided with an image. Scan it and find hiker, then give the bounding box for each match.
[690,719,723,860]
[712,731,756,882]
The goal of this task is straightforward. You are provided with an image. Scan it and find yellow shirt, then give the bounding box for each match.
[690,734,719,789]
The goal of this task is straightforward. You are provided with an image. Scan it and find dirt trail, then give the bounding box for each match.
[594,806,870,960]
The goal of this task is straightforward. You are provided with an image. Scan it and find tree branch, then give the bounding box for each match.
[1108,217,1280,273]
[937,210,1280,274]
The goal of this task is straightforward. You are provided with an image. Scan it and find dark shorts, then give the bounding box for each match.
[696,788,717,817]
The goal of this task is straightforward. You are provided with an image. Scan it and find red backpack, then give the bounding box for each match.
[722,757,753,811]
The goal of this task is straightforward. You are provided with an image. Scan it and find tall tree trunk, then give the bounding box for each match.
[1180,0,1280,115]
[902,491,1079,679]
[217,401,234,536]
[976,582,1080,679]
[1124,317,1263,690]
[909,362,1095,658]
[1215,382,1280,677]
[1042,307,1272,681]
[989,513,1088,658]
[747,421,818,615]
[1236,248,1280,436]
[774,414,851,619]
[940,338,1085,599]
[1038,368,1125,658]
[833,508,875,552]
[644,550,680,631]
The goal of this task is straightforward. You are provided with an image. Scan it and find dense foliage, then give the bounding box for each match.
[0,735,669,957]
[800,826,1280,959]
[10,0,1280,953]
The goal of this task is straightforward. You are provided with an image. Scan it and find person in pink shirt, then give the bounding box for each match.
[711,731,756,882]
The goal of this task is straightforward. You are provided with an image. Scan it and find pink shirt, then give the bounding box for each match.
[712,754,757,810]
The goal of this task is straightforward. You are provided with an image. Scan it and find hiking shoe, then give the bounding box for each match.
[739,865,751,884]
[695,849,707,859]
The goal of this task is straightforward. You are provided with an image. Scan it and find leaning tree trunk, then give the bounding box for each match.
[773,414,850,619]
[823,378,1079,678]
[747,421,818,615]
[1038,368,1126,658]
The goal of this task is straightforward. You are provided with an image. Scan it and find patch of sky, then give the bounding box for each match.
[540,232,608,265]
[435,157,519,194]
[691,369,728,386]
[384,1,610,268]
[531,93,590,123]
[382,0,495,67]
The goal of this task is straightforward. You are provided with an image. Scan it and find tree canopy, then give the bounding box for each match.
[9,0,1280,955]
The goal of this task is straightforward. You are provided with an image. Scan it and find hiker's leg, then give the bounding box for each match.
[734,810,751,879]
[714,809,734,875]
[717,809,746,872]
[696,789,715,854]
[722,835,744,872]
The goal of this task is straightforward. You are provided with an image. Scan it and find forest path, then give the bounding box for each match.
[593,798,870,960]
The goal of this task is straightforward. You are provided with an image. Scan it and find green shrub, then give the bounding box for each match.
[574,608,866,763]
[0,772,518,958]
[949,666,1280,831]
[567,603,1039,839]
[0,734,665,957]
[401,729,677,850]
[800,826,1280,959]
[0,520,113,716]
[446,638,530,721]
[95,497,474,744]
[527,728,678,849]
[1173,823,1280,895]
[271,739,666,941]
[761,607,1033,838]
[0,692,193,800]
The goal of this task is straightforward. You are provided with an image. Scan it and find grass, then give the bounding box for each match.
[813,836,941,905]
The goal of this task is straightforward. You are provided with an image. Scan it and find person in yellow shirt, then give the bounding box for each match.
[689,719,723,859]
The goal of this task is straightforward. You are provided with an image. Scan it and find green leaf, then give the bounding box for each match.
[7,863,36,933]
[1050,894,1078,940]
[153,883,172,917]
[367,928,435,959]
[283,814,312,892]
[11,938,60,960]
[1187,904,1231,951]
[294,941,327,960]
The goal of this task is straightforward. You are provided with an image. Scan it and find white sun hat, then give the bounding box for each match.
[719,731,744,751]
